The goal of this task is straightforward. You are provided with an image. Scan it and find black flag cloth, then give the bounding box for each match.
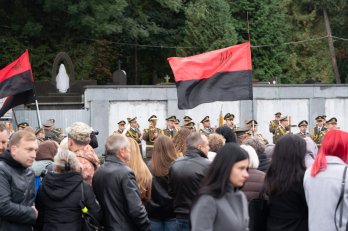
[0,50,35,117]
[168,42,253,109]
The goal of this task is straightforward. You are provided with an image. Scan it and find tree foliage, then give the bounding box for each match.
[0,0,347,84]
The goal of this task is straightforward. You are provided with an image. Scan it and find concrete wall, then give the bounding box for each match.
[84,84,348,153]
[12,84,348,154]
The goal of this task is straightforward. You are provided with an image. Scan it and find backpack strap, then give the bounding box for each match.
[335,166,347,230]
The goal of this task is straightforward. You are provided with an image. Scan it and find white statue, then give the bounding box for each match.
[56,64,70,93]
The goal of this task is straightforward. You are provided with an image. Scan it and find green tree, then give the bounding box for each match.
[178,0,237,56]
[229,0,289,82]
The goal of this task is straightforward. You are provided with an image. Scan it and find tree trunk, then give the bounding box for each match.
[134,39,139,84]
[323,8,341,84]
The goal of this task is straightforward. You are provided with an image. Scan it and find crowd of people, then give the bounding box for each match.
[0,111,347,231]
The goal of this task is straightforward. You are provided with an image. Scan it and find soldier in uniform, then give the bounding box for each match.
[311,116,328,145]
[296,120,311,138]
[326,117,338,130]
[199,116,213,136]
[161,116,177,138]
[235,126,252,144]
[269,112,281,143]
[224,113,236,129]
[245,119,269,145]
[125,117,142,144]
[183,116,192,126]
[185,121,196,131]
[174,118,181,131]
[42,119,61,142]
[17,122,29,131]
[274,116,290,144]
[113,120,126,135]
[143,115,161,159]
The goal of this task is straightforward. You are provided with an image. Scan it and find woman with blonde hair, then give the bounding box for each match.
[35,149,101,230]
[146,135,179,231]
[172,127,191,156]
[127,137,152,203]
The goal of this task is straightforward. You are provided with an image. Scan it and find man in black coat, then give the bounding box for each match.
[0,131,38,231]
[168,133,211,231]
[92,134,150,231]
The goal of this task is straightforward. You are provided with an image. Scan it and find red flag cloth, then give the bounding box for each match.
[0,50,35,117]
[168,42,253,109]
[0,50,34,99]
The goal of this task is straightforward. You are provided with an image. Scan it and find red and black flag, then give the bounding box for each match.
[168,42,253,109]
[0,50,35,117]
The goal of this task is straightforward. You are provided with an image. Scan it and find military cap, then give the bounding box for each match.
[201,116,210,123]
[118,120,126,125]
[322,115,327,119]
[185,121,195,129]
[42,119,55,127]
[224,113,235,120]
[326,117,337,124]
[17,122,29,129]
[235,126,251,136]
[127,117,137,123]
[275,112,282,116]
[183,116,192,122]
[148,115,158,122]
[298,120,308,127]
[175,119,180,124]
[166,115,177,122]
[279,116,288,121]
[245,119,258,125]
[315,116,325,121]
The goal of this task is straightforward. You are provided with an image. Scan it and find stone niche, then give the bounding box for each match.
[34,52,96,109]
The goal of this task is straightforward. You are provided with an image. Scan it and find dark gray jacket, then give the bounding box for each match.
[0,150,36,231]
[92,155,150,231]
[169,147,210,218]
[190,186,249,231]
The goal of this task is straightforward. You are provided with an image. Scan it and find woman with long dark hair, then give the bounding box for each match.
[190,143,249,230]
[146,135,180,231]
[304,129,348,231]
[265,134,308,231]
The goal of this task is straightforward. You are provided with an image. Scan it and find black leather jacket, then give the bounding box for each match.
[0,150,36,231]
[168,147,210,218]
[92,155,150,231]
[145,161,175,220]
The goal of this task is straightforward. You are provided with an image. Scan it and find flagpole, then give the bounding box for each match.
[12,108,18,129]
[35,99,41,128]
[247,11,254,121]
[32,80,42,128]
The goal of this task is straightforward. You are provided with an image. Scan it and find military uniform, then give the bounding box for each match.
[125,117,142,144]
[245,119,268,145]
[42,119,62,143]
[296,120,311,139]
[273,116,290,144]
[200,116,213,136]
[161,115,178,138]
[224,113,236,129]
[269,112,281,143]
[113,120,126,135]
[17,122,29,130]
[311,116,328,145]
[185,121,196,131]
[183,116,192,126]
[312,127,327,144]
[142,115,161,159]
[326,117,338,130]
